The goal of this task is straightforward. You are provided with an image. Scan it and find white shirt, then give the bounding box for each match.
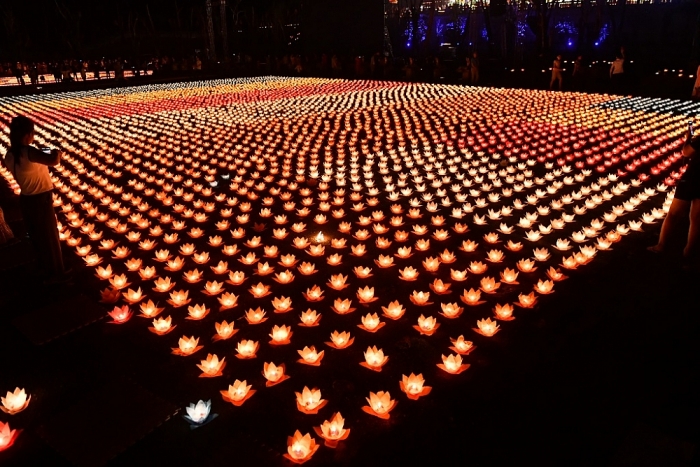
[3,146,54,196]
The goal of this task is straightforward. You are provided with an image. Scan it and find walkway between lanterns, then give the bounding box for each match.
[1,214,699,466]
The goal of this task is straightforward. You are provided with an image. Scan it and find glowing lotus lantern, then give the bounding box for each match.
[493,303,515,321]
[430,279,452,295]
[0,406,22,449]
[314,413,350,448]
[221,379,255,406]
[438,354,470,374]
[460,288,484,306]
[172,336,203,356]
[534,279,554,294]
[296,387,327,414]
[108,305,132,323]
[414,315,439,336]
[400,373,432,400]
[1,388,30,415]
[326,331,354,349]
[284,430,319,464]
[398,266,419,281]
[450,269,468,281]
[450,335,475,355]
[214,321,237,341]
[227,270,246,285]
[122,287,144,304]
[269,325,293,345]
[382,300,405,320]
[479,277,500,294]
[167,289,191,307]
[183,269,203,283]
[218,292,239,311]
[516,292,538,308]
[139,300,163,318]
[249,282,271,298]
[297,346,324,366]
[361,346,389,371]
[474,317,500,336]
[546,267,568,281]
[263,362,290,387]
[183,399,213,426]
[197,353,226,377]
[410,290,432,306]
[149,316,174,335]
[440,302,463,319]
[299,309,321,326]
[236,340,259,359]
[358,313,385,332]
[108,273,130,290]
[362,391,397,419]
[354,266,372,278]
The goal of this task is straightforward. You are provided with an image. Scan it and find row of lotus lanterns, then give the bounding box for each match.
[0,76,691,460]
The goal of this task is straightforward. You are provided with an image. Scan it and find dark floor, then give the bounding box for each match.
[1,193,699,467]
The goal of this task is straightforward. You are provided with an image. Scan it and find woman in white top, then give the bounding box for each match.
[2,115,67,282]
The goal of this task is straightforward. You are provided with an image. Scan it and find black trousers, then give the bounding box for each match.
[20,190,64,277]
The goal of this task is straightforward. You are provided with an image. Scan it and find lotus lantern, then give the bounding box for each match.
[284,430,319,464]
[438,354,470,374]
[362,391,397,419]
[314,413,350,448]
[297,346,324,366]
[400,373,432,400]
[221,379,255,406]
[296,387,327,414]
[1,388,30,415]
[263,362,289,386]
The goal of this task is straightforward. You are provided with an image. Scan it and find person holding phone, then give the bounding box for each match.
[648,121,700,268]
[1,115,69,283]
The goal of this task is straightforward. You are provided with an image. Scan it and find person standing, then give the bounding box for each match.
[470,52,480,85]
[610,54,625,93]
[572,55,584,91]
[550,54,563,91]
[648,125,700,268]
[1,116,68,282]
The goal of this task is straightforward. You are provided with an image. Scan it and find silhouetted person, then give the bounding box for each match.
[610,54,625,94]
[470,52,480,85]
[550,54,563,91]
[1,116,68,283]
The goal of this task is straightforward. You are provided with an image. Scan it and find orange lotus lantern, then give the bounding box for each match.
[479,276,500,294]
[314,412,350,448]
[139,299,163,318]
[474,317,500,336]
[534,279,554,294]
[108,305,132,323]
[149,316,174,335]
[331,298,355,315]
[493,303,515,321]
[546,267,567,281]
[450,269,468,281]
[449,335,475,355]
[422,257,440,272]
[221,379,255,406]
[358,312,385,332]
[410,290,432,306]
[122,287,144,304]
[437,354,470,374]
[353,266,373,278]
[326,274,348,290]
[297,345,324,366]
[299,309,321,326]
[400,373,432,400]
[414,314,439,336]
[303,285,324,302]
[245,307,267,324]
[374,254,393,268]
[381,300,405,320]
[172,336,203,356]
[460,288,484,306]
[0,421,19,451]
[439,302,463,319]
[197,353,226,377]
[249,282,271,298]
[326,331,354,349]
[362,391,397,419]
[269,325,293,345]
[429,279,451,295]
[95,265,113,280]
[516,292,538,308]
[361,346,389,371]
[1,388,30,415]
[296,386,327,414]
[356,286,377,304]
[108,273,130,290]
[236,339,259,359]
[227,270,246,285]
[500,268,519,284]
[218,292,239,311]
[284,430,319,464]
[167,289,191,307]
[213,320,237,341]
[273,270,295,284]
[263,362,290,387]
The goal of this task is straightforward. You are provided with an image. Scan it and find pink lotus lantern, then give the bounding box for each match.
[221,379,255,406]
[400,373,432,400]
[297,346,324,366]
[296,387,328,414]
[284,430,319,464]
[361,346,389,371]
[362,391,397,419]
[108,305,132,323]
[437,354,470,374]
[0,421,19,452]
[314,413,350,448]
[263,362,290,387]
[1,388,30,415]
